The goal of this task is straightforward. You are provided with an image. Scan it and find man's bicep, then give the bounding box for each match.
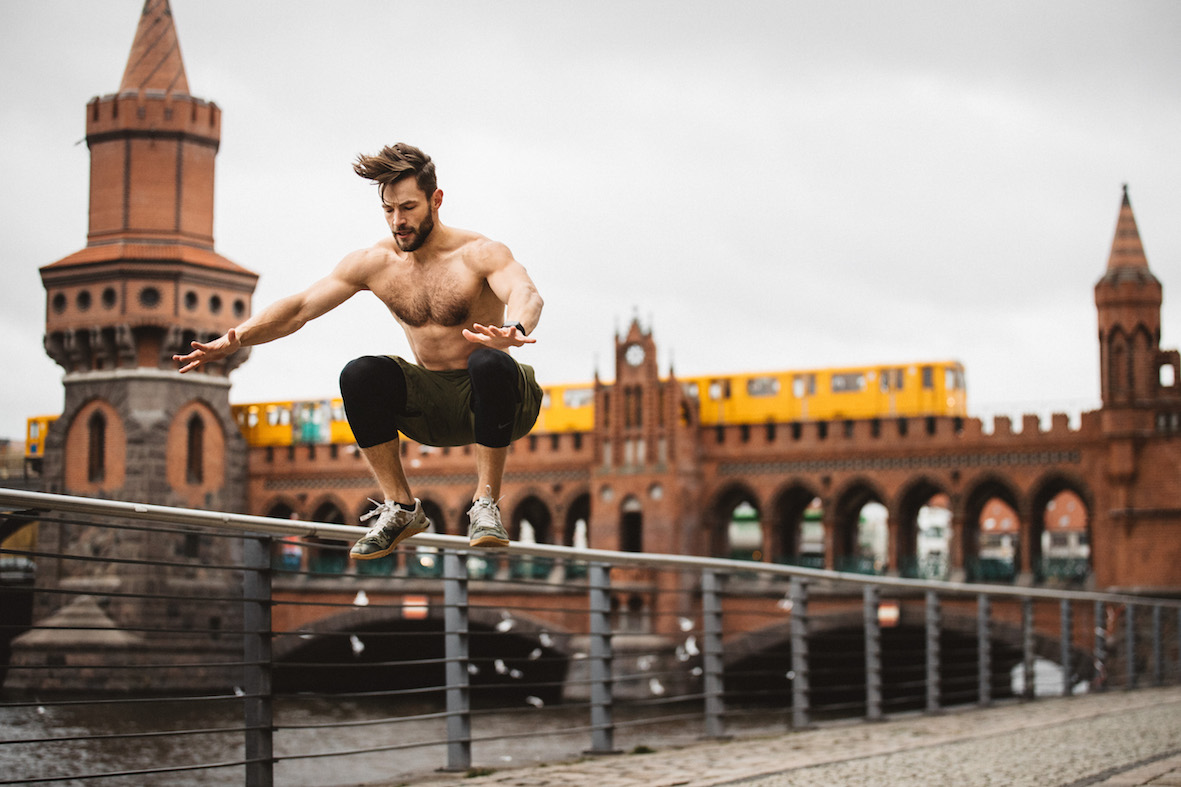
[298,259,368,319]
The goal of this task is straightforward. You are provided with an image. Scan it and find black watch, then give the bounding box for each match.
[503,321,527,336]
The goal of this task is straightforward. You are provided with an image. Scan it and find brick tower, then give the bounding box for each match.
[16,0,258,691]
[1094,186,1176,412]
[1091,186,1181,589]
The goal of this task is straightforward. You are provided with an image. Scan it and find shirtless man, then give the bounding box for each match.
[174,143,543,556]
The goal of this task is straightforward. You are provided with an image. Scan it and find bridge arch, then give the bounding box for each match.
[262,496,301,520]
[830,476,889,573]
[1029,472,1094,586]
[961,473,1023,583]
[892,476,952,579]
[510,493,554,544]
[768,482,822,566]
[705,481,762,560]
[560,490,591,547]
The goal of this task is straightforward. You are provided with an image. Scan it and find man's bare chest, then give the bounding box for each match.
[373,264,484,328]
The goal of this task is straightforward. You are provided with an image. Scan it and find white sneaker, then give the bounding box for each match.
[350,498,430,560]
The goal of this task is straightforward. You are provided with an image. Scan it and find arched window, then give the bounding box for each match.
[186,414,205,484]
[87,410,106,483]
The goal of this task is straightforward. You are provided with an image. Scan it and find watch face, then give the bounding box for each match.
[625,343,646,366]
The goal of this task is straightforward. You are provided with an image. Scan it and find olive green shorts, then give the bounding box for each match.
[390,356,543,448]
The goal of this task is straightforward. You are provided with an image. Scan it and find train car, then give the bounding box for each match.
[24,415,57,459]
[227,359,966,447]
[680,360,966,425]
[534,384,595,433]
[231,399,357,447]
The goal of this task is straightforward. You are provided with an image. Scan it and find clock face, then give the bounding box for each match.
[625,343,646,367]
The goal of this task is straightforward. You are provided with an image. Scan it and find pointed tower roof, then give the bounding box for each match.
[119,0,189,95]
[1106,185,1150,273]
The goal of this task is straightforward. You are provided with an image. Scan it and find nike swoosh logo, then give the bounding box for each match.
[498,420,512,430]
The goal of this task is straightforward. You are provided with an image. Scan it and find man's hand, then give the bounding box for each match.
[462,323,536,350]
[174,329,242,373]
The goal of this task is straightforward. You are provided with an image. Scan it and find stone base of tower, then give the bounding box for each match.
[5,577,245,694]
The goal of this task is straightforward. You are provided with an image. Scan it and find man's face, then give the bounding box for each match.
[381,178,438,252]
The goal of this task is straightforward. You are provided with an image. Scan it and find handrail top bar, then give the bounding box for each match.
[2,486,1178,608]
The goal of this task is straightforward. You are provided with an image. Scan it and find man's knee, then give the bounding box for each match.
[339,356,406,448]
[467,347,516,388]
[340,356,401,399]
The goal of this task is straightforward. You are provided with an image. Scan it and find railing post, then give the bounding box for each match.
[587,563,617,754]
[925,591,941,713]
[1152,605,1163,687]
[1093,600,1107,692]
[863,585,882,721]
[701,569,726,739]
[1126,604,1137,690]
[443,551,471,772]
[1060,598,1073,697]
[242,535,274,787]
[977,594,991,707]
[1021,598,1035,699]
[790,577,811,729]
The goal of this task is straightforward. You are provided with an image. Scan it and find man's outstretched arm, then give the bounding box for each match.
[462,242,543,350]
[174,255,367,372]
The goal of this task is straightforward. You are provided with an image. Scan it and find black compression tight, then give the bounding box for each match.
[338,349,521,449]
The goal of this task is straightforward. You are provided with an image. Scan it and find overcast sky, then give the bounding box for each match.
[2,1,1179,442]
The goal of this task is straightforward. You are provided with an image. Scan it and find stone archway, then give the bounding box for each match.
[830,478,889,573]
[893,477,952,579]
[961,474,1023,583]
[769,482,822,567]
[1029,473,1094,587]
[705,482,762,560]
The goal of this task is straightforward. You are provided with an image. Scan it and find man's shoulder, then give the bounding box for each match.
[454,231,512,269]
[333,240,402,282]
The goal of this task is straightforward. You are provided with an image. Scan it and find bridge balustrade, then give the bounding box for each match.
[1,488,1179,786]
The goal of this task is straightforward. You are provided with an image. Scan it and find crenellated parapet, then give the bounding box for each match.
[85,90,220,148]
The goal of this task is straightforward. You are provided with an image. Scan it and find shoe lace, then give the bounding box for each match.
[359,498,397,537]
[469,491,504,532]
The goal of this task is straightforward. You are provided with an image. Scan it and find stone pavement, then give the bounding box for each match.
[385,686,1181,787]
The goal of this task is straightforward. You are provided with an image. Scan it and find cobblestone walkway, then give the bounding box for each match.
[383,686,1181,787]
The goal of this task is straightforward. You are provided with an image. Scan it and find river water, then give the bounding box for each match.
[0,694,784,786]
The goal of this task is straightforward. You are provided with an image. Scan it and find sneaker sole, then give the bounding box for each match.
[469,534,510,549]
[350,521,430,560]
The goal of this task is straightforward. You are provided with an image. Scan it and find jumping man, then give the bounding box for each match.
[174,143,544,556]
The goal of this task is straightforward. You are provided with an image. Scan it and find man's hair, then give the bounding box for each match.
[353,143,437,197]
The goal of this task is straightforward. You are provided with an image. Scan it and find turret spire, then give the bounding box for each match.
[119,0,189,95]
[1105,184,1149,273]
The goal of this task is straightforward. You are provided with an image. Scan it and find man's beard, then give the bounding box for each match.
[395,207,436,252]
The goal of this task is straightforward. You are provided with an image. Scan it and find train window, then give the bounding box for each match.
[945,367,964,391]
[267,406,291,427]
[747,376,780,397]
[331,403,346,422]
[708,379,731,400]
[29,422,41,439]
[831,372,865,393]
[564,387,594,408]
[792,374,815,398]
[880,369,904,392]
[921,366,934,390]
[541,389,552,409]
[682,382,700,399]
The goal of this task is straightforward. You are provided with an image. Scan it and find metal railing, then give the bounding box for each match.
[1,487,1180,786]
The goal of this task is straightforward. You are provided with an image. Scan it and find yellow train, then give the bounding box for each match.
[24,415,57,459]
[223,360,965,447]
[681,360,967,425]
